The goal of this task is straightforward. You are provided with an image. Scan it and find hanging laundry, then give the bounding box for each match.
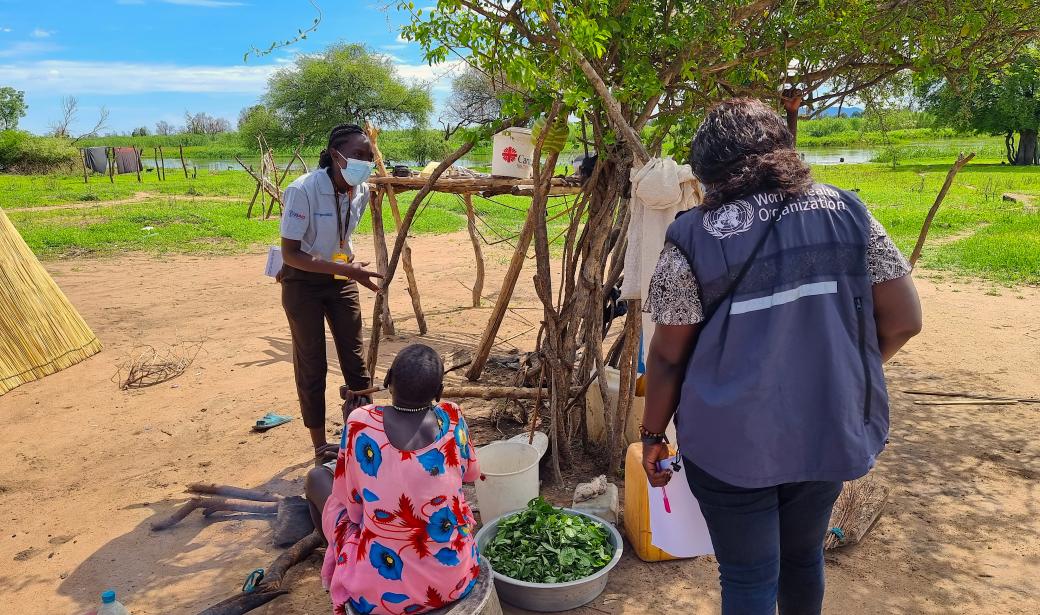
[84,147,108,174]
[621,157,703,366]
[114,147,141,174]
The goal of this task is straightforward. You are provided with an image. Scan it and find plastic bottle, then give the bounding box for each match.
[97,590,130,615]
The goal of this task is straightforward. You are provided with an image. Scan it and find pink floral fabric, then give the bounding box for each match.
[320,402,480,615]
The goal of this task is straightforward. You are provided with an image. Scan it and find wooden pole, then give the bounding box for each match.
[365,122,427,335]
[80,148,88,184]
[153,147,161,181]
[442,385,553,400]
[158,145,166,180]
[369,190,396,336]
[367,139,478,375]
[235,155,284,218]
[107,147,114,183]
[909,152,975,268]
[612,301,641,470]
[179,145,188,178]
[385,186,428,335]
[134,147,142,183]
[465,205,538,381]
[464,193,485,308]
[245,184,261,218]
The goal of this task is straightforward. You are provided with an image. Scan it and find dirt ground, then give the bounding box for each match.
[1,231,1038,615]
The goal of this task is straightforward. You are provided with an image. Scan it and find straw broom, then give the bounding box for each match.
[0,207,102,395]
[825,476,889,549]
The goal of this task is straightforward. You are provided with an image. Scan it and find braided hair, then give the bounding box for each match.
[318,123,366,168]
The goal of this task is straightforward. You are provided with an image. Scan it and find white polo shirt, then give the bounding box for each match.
[279,169,370,261]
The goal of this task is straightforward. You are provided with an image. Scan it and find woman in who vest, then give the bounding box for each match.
[279,124,383,465]
[641,99,923,614]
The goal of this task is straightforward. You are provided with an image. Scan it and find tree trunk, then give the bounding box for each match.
[1014,129,1038,166]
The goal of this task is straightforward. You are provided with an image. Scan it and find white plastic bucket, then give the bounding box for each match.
[474,441,540,521]
[491,128,534,178]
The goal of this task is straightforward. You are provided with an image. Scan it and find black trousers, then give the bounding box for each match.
[280,266,370,428]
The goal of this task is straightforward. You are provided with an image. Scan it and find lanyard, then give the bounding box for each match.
[333,186,354,250]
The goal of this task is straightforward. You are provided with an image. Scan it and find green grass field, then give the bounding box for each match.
[2,161,1037,284]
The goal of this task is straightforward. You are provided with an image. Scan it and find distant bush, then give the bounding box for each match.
[0,130,79,173]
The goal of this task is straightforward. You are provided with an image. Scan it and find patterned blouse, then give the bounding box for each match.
[320,402,480,615]
[646,212,911,325]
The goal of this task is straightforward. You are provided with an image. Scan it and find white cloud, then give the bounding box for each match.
[393,59,463,92]
[0,41,60,57]
[0,56,460,99]
[1,28,12,33]
[31,28,54,38]
[381,44,408,51]
[0,60,277,94]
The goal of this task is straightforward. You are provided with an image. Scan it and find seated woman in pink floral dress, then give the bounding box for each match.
[318,344,481,615]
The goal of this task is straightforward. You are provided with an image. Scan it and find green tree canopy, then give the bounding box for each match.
[264,43,433,144]
[920,48,1040,165]
[237,104,290,148]
[0,87,28,131]
[402,1,1040,161]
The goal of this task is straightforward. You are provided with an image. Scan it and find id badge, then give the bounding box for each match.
[332,252,352,280]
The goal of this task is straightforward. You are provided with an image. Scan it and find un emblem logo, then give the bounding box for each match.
[703,199,755,239]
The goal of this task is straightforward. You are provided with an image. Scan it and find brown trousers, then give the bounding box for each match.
[280,266,370,428]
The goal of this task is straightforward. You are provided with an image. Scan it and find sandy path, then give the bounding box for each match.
[0,232,1037,614]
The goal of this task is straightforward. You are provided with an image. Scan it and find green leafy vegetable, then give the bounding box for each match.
[485,497,613,584]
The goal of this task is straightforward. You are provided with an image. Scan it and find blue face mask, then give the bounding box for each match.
[340,158,374,186]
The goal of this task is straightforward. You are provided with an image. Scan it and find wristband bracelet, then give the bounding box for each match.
[639,424,668,444]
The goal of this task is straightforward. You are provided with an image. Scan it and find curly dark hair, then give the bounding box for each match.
[689,98,813,210]
[318,123,367,169]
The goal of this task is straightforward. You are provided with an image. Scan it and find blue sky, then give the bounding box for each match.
[0,0,458,134]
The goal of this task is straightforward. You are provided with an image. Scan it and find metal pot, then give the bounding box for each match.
[475,509,623,612]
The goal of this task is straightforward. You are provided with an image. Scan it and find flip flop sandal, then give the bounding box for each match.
[253,413,293,432]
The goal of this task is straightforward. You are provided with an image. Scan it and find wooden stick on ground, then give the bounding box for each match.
[903,389,1039,403]
[201,499,280,517]
[914,400,1020,406]
[196,589,289,615]
[195,531,323,615]
[365,122,427,335]
[187,484,282,502]
[259,531,324,590]
[464,193,486,308]
[909,152,975,267]
[180,145,188,178]
[151,497,205,531]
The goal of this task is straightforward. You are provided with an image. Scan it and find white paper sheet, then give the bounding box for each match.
[648,456,715,557]
[264,246,283,278]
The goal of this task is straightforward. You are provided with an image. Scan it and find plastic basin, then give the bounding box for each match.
[474,509,623,612]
